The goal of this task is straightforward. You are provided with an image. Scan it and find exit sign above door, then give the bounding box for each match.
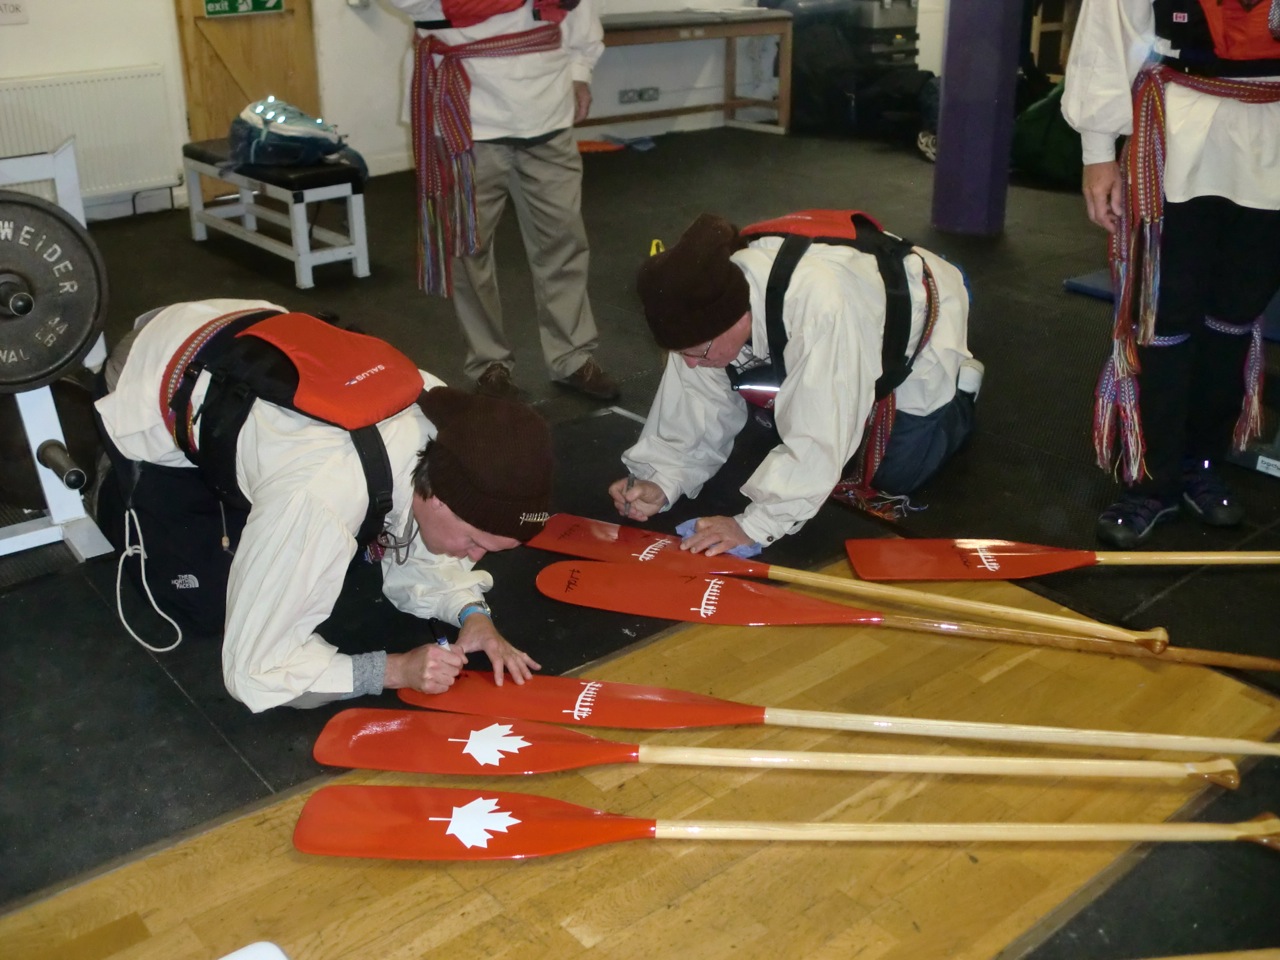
[204,0,284,17]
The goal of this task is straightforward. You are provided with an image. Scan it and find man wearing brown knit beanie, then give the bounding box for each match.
[609,211,980,557]
[94,300,555,713]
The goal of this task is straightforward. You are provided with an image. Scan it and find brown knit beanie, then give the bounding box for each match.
[416,387,553,542]
[636,213,750,351]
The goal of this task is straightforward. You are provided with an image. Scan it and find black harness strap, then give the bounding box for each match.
[758,214,919,401]
[349,425,396,547]
[850,213,916,400]
[762,234,809,383]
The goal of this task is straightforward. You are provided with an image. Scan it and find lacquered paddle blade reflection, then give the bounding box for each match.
[400,670,768,730]
[536,559,883,626]
[845,538,1099,581]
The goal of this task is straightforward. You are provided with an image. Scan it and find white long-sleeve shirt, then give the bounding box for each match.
[1061,0,1280,209]
[391,0,604,140]
[622,238,971,546]
[95,299,493,713]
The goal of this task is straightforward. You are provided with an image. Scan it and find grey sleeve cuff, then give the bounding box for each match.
[346,651,388,700]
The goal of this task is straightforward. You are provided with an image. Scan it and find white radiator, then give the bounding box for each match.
[0,65,181,199]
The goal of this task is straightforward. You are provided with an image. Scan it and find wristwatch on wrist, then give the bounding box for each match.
[458,600,492,624]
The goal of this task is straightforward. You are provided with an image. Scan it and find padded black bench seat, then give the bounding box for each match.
[182,139,366,195]
[181,137,370,289]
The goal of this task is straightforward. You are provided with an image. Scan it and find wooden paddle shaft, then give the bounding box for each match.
[652,814,1280,846]
[636,745,1237,787]
[877,613,1280,673]
[764,706,1280,757]
[1096,551,1280,566]
[765,566,1169,651]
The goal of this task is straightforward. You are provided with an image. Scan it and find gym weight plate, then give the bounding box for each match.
[0,190,109,393]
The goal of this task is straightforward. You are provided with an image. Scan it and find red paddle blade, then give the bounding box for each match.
[845,538,1100,581]
[315,708,638,775]
[295,785,656,861]
[529,513,769,578]
[529,560,880,627]
[536,560,883,627]
[400,670,767,730]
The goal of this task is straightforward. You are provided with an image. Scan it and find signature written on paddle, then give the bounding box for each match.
[563,565,583,592]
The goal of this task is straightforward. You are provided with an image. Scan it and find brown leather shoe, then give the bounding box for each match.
[555,358,620,401]
[475,362,521,400]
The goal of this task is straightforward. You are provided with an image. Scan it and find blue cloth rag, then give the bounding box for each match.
[674,519,763,559]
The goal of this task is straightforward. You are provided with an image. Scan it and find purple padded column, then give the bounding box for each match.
[931,0,1026,235]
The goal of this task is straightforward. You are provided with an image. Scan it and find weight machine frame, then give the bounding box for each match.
[1,139,112,561]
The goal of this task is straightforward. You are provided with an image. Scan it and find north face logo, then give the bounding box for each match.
[172,574,200,590]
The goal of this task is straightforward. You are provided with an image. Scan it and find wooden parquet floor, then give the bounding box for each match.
[3,570,1279,960]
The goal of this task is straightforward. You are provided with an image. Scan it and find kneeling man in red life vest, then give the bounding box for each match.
[94,299,552,712]
[610,211,981,558]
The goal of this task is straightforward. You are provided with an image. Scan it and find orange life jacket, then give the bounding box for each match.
[164,311,425,545]
[422,0,575,29]
[1155,0,1280,75]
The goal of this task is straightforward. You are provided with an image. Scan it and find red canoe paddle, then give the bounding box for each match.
[293,785,1280,862]
[399,672,1280,757]
[533,559,1280,673]
[845,538,1280,581]
[314,708,1239,787]
[527,513,1170,651]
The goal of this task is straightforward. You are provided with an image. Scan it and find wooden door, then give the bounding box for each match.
[173,0,321,145]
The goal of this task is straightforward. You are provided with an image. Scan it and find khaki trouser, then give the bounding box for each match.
[451,128,599,381]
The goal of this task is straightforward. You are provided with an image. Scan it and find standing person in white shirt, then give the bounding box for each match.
[95,299,552,713]
[391,0,620,402]
[609,211,979,558]
[1062,0,1280,548]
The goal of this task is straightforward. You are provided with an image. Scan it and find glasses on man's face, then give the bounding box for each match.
[678,336,715,361]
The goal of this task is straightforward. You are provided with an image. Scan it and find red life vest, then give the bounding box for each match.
[1198,0,1280,62]
[429,0,576,29]
[239,312,423,430]
[164,311,425,545]
[439,0,524,28]
[1156,0,1280,75]
[742,209,885,244]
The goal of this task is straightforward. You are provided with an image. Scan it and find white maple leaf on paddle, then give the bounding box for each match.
[433,796,522,849]
[452,722,531,766]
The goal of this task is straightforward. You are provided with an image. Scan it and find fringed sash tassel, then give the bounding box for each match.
[1206,316,1268,451]
[830,266,942,520]
[1095,63,1280,477]
[410,24,562,296]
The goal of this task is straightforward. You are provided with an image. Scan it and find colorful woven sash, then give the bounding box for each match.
[410,23,562,296]
[1094,62,1280,481]
[159,309,269,450]
[831,264,941,520]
